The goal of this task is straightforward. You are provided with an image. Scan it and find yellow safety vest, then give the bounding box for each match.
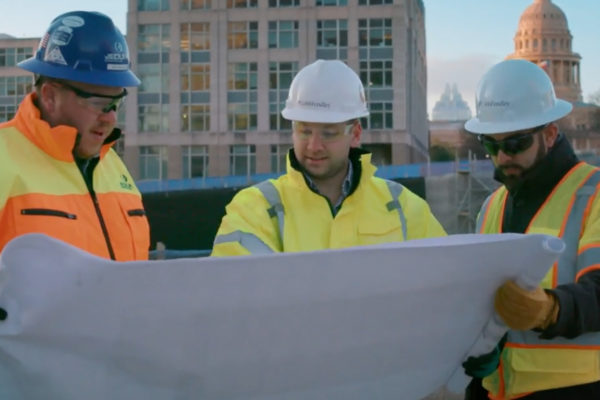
[211,153,446,256]
[477,162,600,399]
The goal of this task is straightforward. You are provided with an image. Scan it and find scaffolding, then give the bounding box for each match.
[455,152,499,233]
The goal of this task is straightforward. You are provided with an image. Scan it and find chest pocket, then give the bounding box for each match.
[357,180,406,245]
[357,216,404,245]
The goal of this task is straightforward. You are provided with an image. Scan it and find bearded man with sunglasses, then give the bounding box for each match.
[0,11,150,261]
[211,60,445,256]
[462,59,600,399]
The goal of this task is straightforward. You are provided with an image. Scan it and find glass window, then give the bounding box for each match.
[358,0,392,4]
[138,24,171,53]
[270,144,290,173]
[138,104,169,132]
[182,145,209,178]
[362,102,392,129]
[180,0,211,9]
[181,64,210,91]
[227,0,257,8]
[228,63,257,131]
[139,146,168,180]
[269,61,298,130]
[180,23,210,51]
[359,18,392,47]
[228,62,257,90]
[138,0,170,11]
[228,103,257,131]
[228,21,259,49]
[181,104,210,132]
[269,21,299,49]
[0,47,33,67]
[0,105,17,123]
[269,0,299,6]
[317,20,348,48]
[316,0,347,4]
[137,64,169,93]
[360,60,392,87]
[230,145,256,176]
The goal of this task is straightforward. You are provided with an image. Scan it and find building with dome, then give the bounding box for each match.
[507,0,600,151]
[431,83,472,122]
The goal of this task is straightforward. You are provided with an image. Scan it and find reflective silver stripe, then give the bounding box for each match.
[577,247,600,273]
[384,180,407,241]
[213,231,274,254]
[254,180,284,249]
[560,169,600,282]
[476,193,494,233]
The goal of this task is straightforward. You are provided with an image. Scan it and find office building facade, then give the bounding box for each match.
[125,0,428,181]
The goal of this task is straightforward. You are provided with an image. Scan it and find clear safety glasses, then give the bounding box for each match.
[478,124,547,156]
[53,81,127,114]
[292,121,355,143]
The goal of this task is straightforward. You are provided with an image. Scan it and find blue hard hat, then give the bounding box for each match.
[18,11,140,87]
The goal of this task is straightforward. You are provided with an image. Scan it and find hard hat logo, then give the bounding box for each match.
[297,100,330,110]
[478,100,510,108]
[44,47,67,66]
[61,16,85,28]
[51,26,73,46]
[281,59,369,124]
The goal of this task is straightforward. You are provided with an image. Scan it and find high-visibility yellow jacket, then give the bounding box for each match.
[0,93,150,261]
[211,151,446,256]
[477,162,600,399]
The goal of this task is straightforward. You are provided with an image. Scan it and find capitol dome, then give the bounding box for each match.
[507,0,581,102]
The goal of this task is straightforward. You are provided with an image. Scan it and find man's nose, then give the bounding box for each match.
[306,132,325,150]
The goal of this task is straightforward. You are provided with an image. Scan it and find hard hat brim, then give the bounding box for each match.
[464,99,572,135]
[18,58,141,87]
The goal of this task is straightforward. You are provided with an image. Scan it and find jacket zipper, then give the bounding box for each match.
[89,190,116,261]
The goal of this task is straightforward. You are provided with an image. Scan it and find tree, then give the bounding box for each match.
[429,145,455,162]
[588,89,600,106]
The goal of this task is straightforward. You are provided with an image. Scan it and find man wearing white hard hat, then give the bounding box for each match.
[211,59,445,256]
[462,59,600,399]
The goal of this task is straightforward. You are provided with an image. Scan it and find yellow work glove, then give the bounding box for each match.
[494,280,559,331]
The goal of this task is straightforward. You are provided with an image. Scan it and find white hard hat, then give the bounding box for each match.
[281,59,369,123]
[464,59,572,135]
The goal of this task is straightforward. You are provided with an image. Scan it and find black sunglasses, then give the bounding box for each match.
[478,124,547,156]
[53,81,127,113]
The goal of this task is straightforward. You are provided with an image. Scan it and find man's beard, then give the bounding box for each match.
[495,140,547,191]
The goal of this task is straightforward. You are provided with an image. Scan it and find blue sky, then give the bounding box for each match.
[3,0,598,116]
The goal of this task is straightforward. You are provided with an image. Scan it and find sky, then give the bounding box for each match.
[2,0,598,117]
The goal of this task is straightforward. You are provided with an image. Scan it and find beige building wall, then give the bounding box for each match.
[0,37,38,122]
[125,0,428,181]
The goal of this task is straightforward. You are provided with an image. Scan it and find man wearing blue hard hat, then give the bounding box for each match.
[0,11,150,261]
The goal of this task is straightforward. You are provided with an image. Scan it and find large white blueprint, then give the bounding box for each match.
[0,233,563,400]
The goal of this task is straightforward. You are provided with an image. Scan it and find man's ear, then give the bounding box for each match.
[39,82,59,114]
[350,120,362,148]
[543,123,559,148]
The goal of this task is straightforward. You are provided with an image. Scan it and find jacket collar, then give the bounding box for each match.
[13,93,121,162]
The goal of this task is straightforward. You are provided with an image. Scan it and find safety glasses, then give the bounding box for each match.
[53,81,127,114]
[478,124,547,156]
[293,121,355,143]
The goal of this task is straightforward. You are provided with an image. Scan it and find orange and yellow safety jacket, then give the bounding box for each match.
[477,161,600,399]
[0,93,149,261]
[211,151,445,256]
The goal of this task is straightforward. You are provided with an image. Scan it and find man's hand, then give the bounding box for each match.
[494,280,559,331]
